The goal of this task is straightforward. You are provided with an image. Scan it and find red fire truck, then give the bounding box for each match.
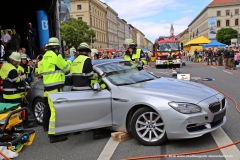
[154,37,181,68]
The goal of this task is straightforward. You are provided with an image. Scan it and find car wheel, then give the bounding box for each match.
[33,98,45,125]
[130,107,167,146]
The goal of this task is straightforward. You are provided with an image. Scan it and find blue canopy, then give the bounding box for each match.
[203,40,226,48]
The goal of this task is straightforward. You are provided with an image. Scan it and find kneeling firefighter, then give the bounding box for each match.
[123,39,147,70]
[42,37,72,143]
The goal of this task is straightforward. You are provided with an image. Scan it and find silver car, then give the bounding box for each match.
[27,59,227,146]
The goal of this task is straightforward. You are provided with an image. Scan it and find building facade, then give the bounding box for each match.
[179,28,189,45]
[135,28,145,48]
[188,0,240,42]
[70,0,107,48]
[122,19,130,39]
[129,24,136,43]
[117,17,125,50]
[99,1,118,49]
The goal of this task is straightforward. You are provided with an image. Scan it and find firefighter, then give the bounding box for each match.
[91,49,99,60]
[0,52,36,128]
[228,46,236,70]
[42,37,72,143]
[123,39,147,70]
[19,53,32,84]
[224,47,229,69]
[70,42,94,91]
[167,49,173,69]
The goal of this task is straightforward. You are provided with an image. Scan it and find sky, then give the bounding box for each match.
[100,0,213,43]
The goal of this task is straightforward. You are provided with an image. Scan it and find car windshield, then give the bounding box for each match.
[96,61,157,86]
[157,43,179,52]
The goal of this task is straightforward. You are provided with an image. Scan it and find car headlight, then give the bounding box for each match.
[168,102,202,114]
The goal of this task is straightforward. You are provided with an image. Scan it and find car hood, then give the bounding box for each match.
[118,77,220,104]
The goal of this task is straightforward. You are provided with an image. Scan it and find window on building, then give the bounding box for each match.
[226,19,230,26]
[78,17,82,20]
[235,19,239,25]
[217,11,221,16]
[77,5,82,10]
[217,20,221,27]
[235,9,239,15]
[226,10,230,16]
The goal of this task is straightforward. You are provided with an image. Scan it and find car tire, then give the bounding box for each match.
[130,107,167,146]
[33,98,45,125]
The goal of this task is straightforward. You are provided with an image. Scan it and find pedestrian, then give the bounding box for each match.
[11,28,21,52]
[224,47,229,69]
[42,37,72,143]
[216,48,223,66]
[194,49,198,63]
[228,46,236,70]
[207,48,213,65]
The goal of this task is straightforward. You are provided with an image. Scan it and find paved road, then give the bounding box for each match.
[16,62,240,160]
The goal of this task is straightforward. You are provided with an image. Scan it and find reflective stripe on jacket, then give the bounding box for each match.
[0,63,21,99]
[42,50,71,91]
[70,55,93,90]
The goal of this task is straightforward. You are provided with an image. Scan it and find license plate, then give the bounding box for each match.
[212,110,226,122]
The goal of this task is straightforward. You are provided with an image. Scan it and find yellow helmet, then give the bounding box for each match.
[9,52,21,62]
[77,42,91,52]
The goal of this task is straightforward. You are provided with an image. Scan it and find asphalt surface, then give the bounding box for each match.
[15,61,240,160]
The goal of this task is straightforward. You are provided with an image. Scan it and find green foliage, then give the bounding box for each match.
[60,18,96,49]
[216,28,238,45]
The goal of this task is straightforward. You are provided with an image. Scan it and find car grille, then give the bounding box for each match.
[209,102,221,113]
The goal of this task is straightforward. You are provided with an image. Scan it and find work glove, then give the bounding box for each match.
[20,74,26,81]
[68,56,75,62]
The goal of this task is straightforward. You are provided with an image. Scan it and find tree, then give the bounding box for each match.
[216,28,238,45]
[60,18,96,50]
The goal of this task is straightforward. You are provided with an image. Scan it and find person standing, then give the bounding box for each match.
[216,48,223,66]
[11,29,21,51]
[1,29,11,60]
[123,39,146,70]
[228,46,236,70]
[42,37,72,143]
[70,43,93,91]
[167,49,174,69]
[224,47,229,69]
[194,49,198,63]
[207,48,213,65]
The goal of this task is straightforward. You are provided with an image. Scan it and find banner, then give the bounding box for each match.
[37,10,50,49]
[209,17,216,39]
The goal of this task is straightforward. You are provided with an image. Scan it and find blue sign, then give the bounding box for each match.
[37,10,50,49]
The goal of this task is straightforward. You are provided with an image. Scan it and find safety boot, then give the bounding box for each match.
[50,135,68,143]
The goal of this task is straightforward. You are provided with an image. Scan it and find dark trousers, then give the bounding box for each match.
[43,97,50,130]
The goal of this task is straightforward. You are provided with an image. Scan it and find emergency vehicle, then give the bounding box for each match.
[154,36,181,68]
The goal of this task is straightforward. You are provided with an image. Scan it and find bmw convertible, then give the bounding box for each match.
[27,59,227,146]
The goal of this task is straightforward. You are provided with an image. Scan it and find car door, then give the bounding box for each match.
[48,90,112,135]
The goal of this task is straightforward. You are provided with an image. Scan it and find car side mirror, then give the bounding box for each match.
[93,83,101,91]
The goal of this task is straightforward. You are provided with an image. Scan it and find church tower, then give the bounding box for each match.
[170,24,174,36]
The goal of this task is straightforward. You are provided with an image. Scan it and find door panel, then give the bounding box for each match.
[48,90,112,135]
